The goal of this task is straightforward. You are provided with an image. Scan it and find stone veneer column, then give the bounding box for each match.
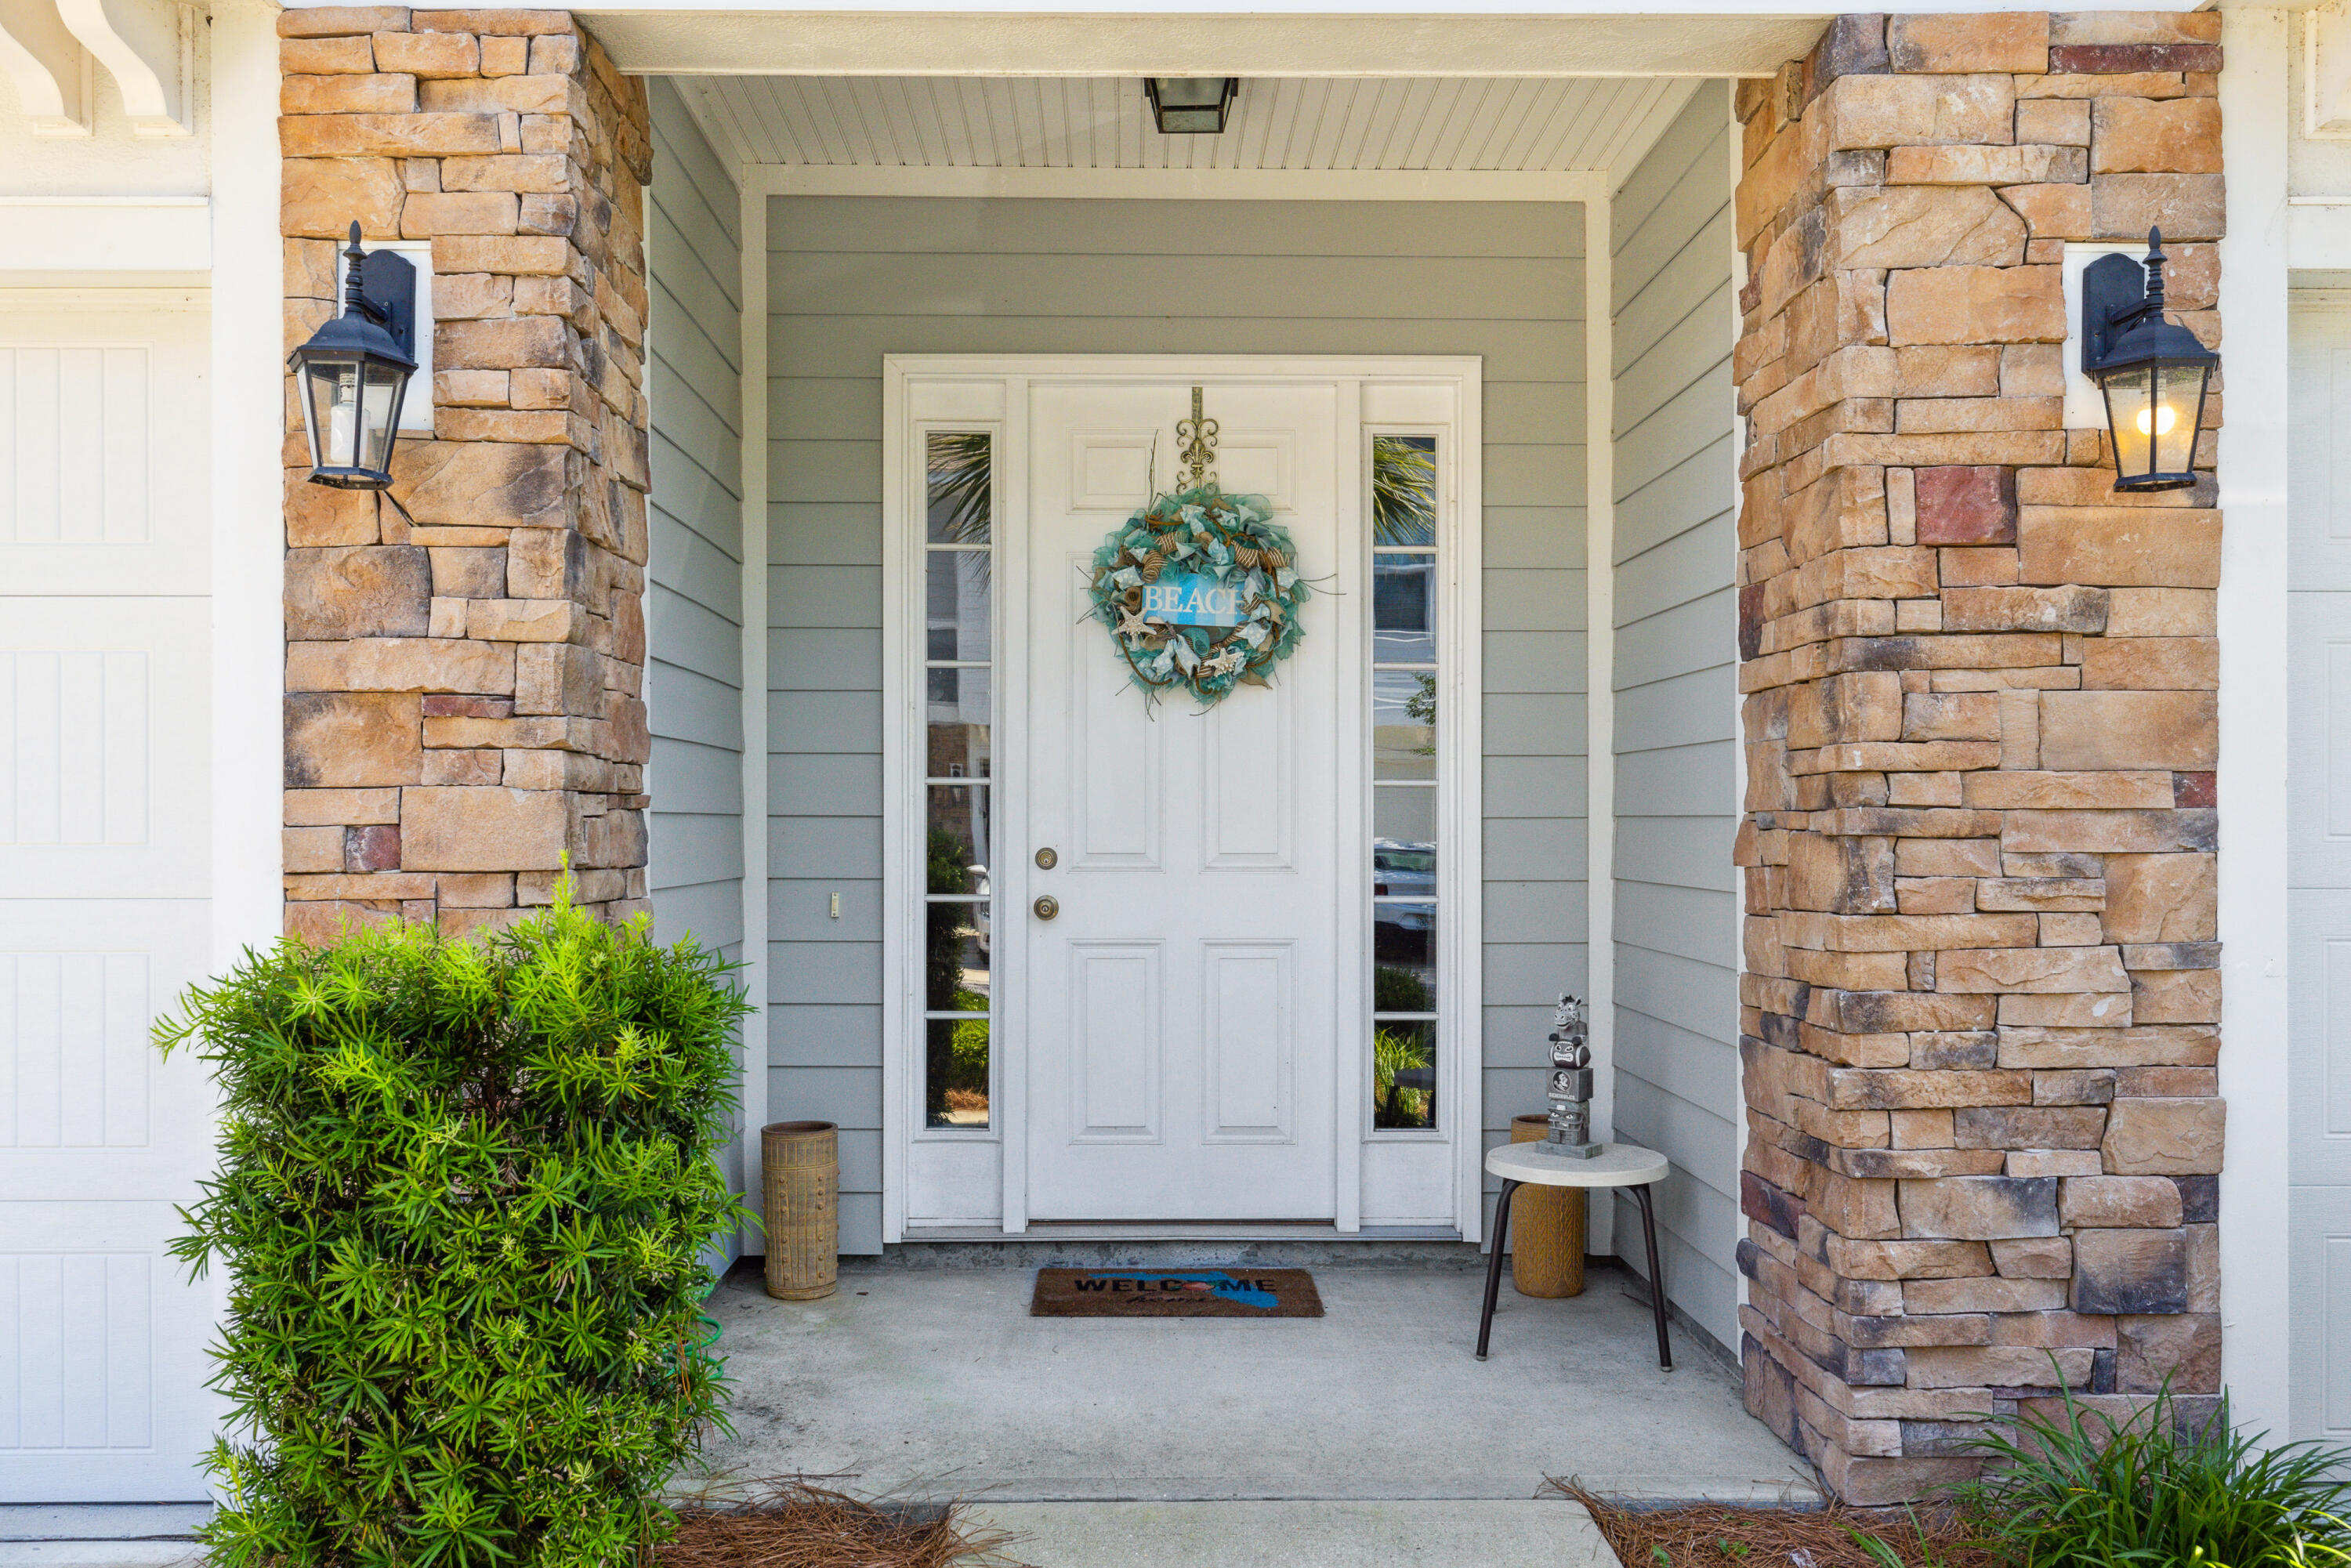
[277,5,653,936]
[1731,11,2227,1503]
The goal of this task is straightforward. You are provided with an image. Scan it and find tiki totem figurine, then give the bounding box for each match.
[1544,992,1600,1157]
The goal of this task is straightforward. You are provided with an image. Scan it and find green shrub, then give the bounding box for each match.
[944,1000,990,1089]
[1955,1375,2351,1568]
[158,879,752,1568]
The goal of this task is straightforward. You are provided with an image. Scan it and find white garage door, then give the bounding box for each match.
[0,292,219,1501]
[2288,292,2351,1450]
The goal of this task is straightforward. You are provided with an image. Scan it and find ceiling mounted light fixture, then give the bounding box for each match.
[1145,77,1238,135]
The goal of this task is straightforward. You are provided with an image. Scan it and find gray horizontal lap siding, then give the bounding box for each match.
[1607,83,1741,1354]
[646,81,748,1204]
[648,79,747,953]
[766,196,1588,1252]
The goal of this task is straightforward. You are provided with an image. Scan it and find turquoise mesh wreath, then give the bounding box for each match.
[1085,483,1310,708]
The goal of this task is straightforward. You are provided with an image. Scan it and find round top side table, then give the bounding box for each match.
[1477,1140,1674,1369]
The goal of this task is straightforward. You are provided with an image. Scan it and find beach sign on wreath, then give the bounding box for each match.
[1139,571,1247,628]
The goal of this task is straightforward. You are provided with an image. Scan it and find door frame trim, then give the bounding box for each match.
[882,353,1483,1241]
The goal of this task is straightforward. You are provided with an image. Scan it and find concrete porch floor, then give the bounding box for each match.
[694,1254,1814,1508]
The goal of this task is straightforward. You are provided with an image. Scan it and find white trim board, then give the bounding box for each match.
[594,11,1824,81]
[1725,85,1751,1323]
[1581,182,1618,1258]
[2217,6,2294,1444]
[878,353,1483,1242]
[736,168,773,1251]
[211,0,284,998]
[0,197,211,273]
[743,163,1608,204]
[0,286,205,307]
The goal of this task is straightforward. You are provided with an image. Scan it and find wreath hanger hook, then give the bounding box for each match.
[1176,384,1219,491]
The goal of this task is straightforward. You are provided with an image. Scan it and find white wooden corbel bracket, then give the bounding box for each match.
[0,0,92,136]
[54,0,192,136]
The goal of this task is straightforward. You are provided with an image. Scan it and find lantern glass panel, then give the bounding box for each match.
[2154,360,2206,476]
[360,359,404,474]
[1150,77,1230,132]
[2102,365,2156,482]
[1154,77,1227,108]
[1157,104,1222,132]
[302,356,359,471]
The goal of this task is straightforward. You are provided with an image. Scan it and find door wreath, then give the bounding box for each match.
[1085,482,1311,708]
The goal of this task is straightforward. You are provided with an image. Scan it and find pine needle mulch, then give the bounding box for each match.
[661,1481,1018,1568]
[1549,1482,2004,1568]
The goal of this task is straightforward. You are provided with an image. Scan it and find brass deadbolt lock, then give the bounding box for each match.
[1035,847,1058,869]
[1034,895,1060,921]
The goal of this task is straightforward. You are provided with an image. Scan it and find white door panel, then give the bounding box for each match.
[0,308,210,597]
[1024,380,1344,1220]
[0,601,210,900]
[0,901,216,1203]
[0,296,216,1501]
[2290,891,2351,1189]
[2288,1186,2351,1445]
[0,1201,218,1500]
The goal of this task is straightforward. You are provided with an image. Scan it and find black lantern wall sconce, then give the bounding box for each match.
[2079,226,2219,493]
[1145,77,1237,135]
[288,222,418,491]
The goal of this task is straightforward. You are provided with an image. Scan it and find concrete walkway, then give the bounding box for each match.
[698,1258,1812,1506]
[0,1508,207,1568]
[964,1501,1621,1567]
[3,1262,1809,1568]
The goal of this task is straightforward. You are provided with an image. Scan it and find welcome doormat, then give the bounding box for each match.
[1029,1268,1324,1318]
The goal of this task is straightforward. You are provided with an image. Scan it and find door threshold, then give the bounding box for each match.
[900,1222,1464,1243]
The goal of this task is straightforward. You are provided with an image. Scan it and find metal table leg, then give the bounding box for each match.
[1475,1178,1520,1360]
[1631,1181,1672,1370]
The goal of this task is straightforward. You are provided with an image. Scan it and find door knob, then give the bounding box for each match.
[1035,847,1058,869]
[1034,895,1060,921]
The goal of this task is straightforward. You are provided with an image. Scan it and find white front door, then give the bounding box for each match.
[0,294,219,1500]
[1022,379,1346,1220]
[888,357,1481,1239]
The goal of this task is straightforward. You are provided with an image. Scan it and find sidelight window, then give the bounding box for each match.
[1370,434,1440,1132]
[922,432,994,1129]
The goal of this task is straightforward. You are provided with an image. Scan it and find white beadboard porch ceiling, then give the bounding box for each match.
[680,74,1700,179]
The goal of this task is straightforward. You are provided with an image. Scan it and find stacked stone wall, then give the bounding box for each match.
[1731,10,2226,1503]
[277,5,653,935]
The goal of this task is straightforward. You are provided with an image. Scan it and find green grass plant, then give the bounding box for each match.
[158,878,752,1568]
[1954,1375,2351,1568]
[1846,1510,1967,1568]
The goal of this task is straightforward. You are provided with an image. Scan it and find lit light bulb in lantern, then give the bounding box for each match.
[327,368,360,462]
[2135,404,2179,437]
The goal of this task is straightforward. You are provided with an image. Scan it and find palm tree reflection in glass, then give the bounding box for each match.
[922,429,1442,558]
